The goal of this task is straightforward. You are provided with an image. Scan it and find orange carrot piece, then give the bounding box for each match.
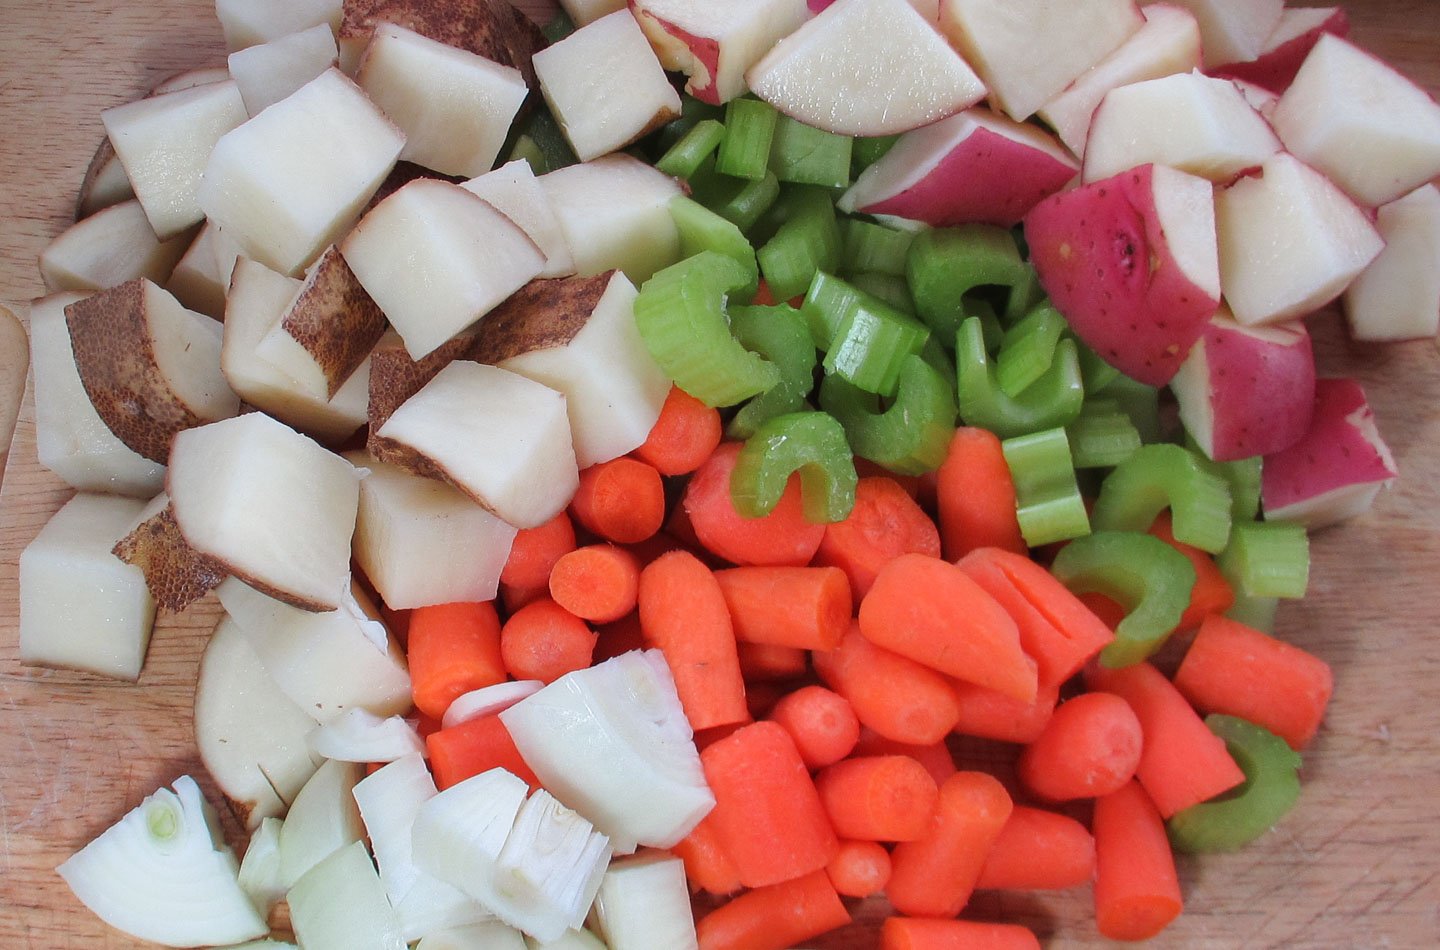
[1017,692,1143,802]
[1150,513,1235,629]
[638,550,749,731]
[695,869,851,950]
[935,427,1027,560]
[546,543,641,624]
[500,510,577,591]
[859,553,1037,702]
[684,441,826,567]
[714,565,851,652]
[851,728,958,787]
[700,721,840,888]
[1085,661,1245,818]
[634,384,724,476]
[813,625,962,746]
[673,813,743,897]
[426,713,540,791]
[737,642,810,681]
[1077,591,1127,629]
[956,547,1114,688]
[813,476,941,607]
[951,677,1059,744]
[570,456,666,544]
[1174,614,1334,750]
[815,755,941,842]
[768,685,860,769]
[407,601,507,720]
[887,771,1014,918]
[975,805,1096,891]
[880,917,1041,950]
[1093,780,1183,941]
[498,598,597,684]
[825,839,892,898]
[853,458,925,498]
[592,610,646,664]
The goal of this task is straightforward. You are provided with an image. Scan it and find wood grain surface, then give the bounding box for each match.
[1,1,1438,947]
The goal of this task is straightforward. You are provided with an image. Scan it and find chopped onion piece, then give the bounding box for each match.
[525,930,608,950]
[309,708,426,763]
[442,680,545,729]
[500,650,714,852]
[492,789,613,942]
[412,768,530,921]
[229,942,299,949]
[278,758,364,889]
[56,775,268,948]
[237,816,285,917]
[417,920,529,950]
[592,852,696,950]
[287,841,406,950]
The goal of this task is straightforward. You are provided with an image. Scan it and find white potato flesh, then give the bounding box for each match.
[1163,0,1284,67]
[342,179,544,360]
[29,293,165,496]
[150,66,232,96]
[592,853,696,950]
[359,23,529,178]
[631,0,809,105]
[345,451,518,610]
[198,68,406,276]
[228,23,339,116]
[498,272,670,468]
[40,199,191,293]
[143,280,238,423]
[215,0,343,52]
[461,160,576,279]
[1344,185,1440,341]
[102,81,248,239]
[534,10,682,162]
[167,221,243,319]
[377,362,579,529]
[77,147,135,218]
[537,154,683,285]
[168,412,360,611]
[18,493,155,680]
[195,617,322,829]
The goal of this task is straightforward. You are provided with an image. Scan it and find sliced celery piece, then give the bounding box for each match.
[996,302,1066,398]
[1097,374,1162,444]
[802,270,865,350]
[820,354,956,476]
[848,272,915,315]
[1067,398,1143,469]
[757,187,843,301]
[1002,264,1044,322]
[956,317,1084,439]
[727,304,818,440]
[506,135,548,176]
[1225,592,1279,633]
[1217,521,1310,599]
[655,119,726,180]
[1076,339,1123,395]
[697,167,782,234]
[769,116,852,189]
[651,96,725,158]
[824,299,930,397]
[919,334,956,382]
[1002,427,1091,547]
[730,411,858,523]
[1050,530,1197,667]
[851,134,899,174]
[1091,444,1233,554]
[669,196,758,300]
[841,218,914,277]
[716,98,779,181]
[1168,715,1302,853]
[633,251,780,407]
[907,225,1031,341]
[510,107,576,173]
[1188,439,1264,524]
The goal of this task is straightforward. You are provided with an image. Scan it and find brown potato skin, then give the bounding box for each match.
[280,246,388,398]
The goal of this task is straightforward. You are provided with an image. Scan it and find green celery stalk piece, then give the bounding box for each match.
[730,411,858,523]
[1168,715,1302,853]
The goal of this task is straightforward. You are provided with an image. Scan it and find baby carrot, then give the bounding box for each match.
[1017,692,1143,802]
[1174,614,1333,750]
[737,642,810,681]
[592,610,646,664]
[1093,780,1183,941]
[1085,661,1245,818]
[672,813,743,897]
[406,601,507,720]
[426,713,540,791]
[695,869,851,950]
[880,917,1041,950]
[570,456,666,545]
[768,685,861,770]
[547,543,641,623]
[634,384,723,476]
[887,771,1014,918]
[860,553,1037,702]
[700,721,840,888]
[1151,513,1235,629]
[826,839,892,898]
[951,677,1059,744]
[499,510,577,591]
[815,755,941,842]
[813,476,942,607]
[935,427,1027,560]
[975,805,1096,891]
[714,565,851,651]
[639,550,749,731]
[498,598,596,685]
[684,441,826,567]
[851,728,958,787]
[813,624,963,746]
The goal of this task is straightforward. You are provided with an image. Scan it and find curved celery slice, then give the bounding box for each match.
[842,218,914,277]
[907,225,1031,339]
[633,251,780,408]
[1066,397,1142,470]
[849,272,915,315]
[769,115,852,189]
[1168,715,1302,853]
[727,304,818,439]
[996,301,1066,398]
[956,316,1084,439]
[757,186,843,301]
[669,196,758,301]
[823,292,930,397]
[730,411,858,523]
[655,119,726,180]
[1092,444,1234,554]
[1001,427,1091,547]
[716,98,778,181]
[1051,530,1196,668]
[820,354,957,476]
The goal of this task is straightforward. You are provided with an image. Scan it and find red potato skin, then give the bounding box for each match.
[1024,163,1219,386]
[630,4,722,105]
[1260,377,1398,513]
[1209,8,1351,94]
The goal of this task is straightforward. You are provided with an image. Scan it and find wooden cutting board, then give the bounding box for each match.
[1,2,1438,947]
